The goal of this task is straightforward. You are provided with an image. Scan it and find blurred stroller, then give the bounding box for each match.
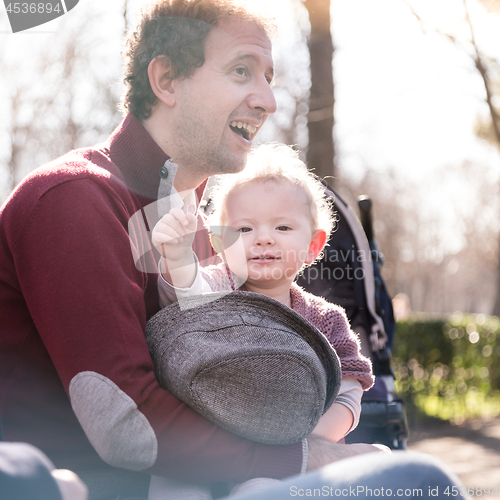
[297,185,409,449]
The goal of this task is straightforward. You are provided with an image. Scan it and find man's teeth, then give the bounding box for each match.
[230,121,257,135]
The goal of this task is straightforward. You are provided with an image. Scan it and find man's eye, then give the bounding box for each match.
[235,67,247,76]
[238,227,252,233]
[277,226,291,231]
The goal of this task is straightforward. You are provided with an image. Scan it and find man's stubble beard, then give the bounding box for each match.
[173,112,248,179]
[181,137,248,179]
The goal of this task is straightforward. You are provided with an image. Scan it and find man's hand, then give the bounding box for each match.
[152,207,198,262]
[306,435,391,471]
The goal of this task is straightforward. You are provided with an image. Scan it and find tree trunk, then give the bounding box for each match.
[304,0,335,182]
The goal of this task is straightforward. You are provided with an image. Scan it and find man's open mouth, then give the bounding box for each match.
[229,121,257,141]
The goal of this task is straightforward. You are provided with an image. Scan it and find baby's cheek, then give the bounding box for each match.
[224,240,249,285]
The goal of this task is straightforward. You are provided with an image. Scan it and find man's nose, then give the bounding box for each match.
[248,77,277,115]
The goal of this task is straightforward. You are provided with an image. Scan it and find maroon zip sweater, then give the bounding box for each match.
[0,114,302,481]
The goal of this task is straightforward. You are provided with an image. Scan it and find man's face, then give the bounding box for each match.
[170,19,276,177]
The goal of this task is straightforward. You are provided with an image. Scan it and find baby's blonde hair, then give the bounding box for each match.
[207,143,336,239]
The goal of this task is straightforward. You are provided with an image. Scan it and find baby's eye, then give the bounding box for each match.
[277,226,291,231]
[238,227,252,233]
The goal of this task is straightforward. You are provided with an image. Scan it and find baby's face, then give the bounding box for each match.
[219,179,319,289]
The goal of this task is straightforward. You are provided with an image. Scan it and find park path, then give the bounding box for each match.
[407,417,500,490]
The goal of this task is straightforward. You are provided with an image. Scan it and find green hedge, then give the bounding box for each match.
[392,313,500,425]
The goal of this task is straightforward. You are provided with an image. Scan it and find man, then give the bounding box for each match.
[0,1,466,498]
[0,0,372,490]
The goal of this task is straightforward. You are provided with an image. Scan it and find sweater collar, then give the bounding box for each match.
[108,113,169,199]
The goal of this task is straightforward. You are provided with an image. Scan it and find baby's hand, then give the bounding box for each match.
[152,207,198,263]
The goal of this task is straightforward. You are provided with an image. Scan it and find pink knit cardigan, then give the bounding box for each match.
[200,264,374,391]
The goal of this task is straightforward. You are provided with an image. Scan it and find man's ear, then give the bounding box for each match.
[148,56,177,107]
[305,230,327,264]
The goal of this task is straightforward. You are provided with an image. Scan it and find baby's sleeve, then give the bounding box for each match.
[157,257,213,308]
[334,378,363,431]
[323,307,375,390]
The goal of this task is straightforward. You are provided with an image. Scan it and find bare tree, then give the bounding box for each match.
[254,0,311,153]
[5,88,28,193]
[0,6,123,203]
[403,0,500,315]
[337,158,498,315]
[460,2,500,314]
[124,0,128,35]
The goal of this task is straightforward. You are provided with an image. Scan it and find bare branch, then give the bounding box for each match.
[463,0,500,147]
[124,0,128,37]
[403,0,500,151]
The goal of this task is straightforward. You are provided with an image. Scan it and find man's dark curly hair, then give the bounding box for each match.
[121,0,275,120]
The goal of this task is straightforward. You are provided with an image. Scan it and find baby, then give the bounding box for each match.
[150,143,374,499]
